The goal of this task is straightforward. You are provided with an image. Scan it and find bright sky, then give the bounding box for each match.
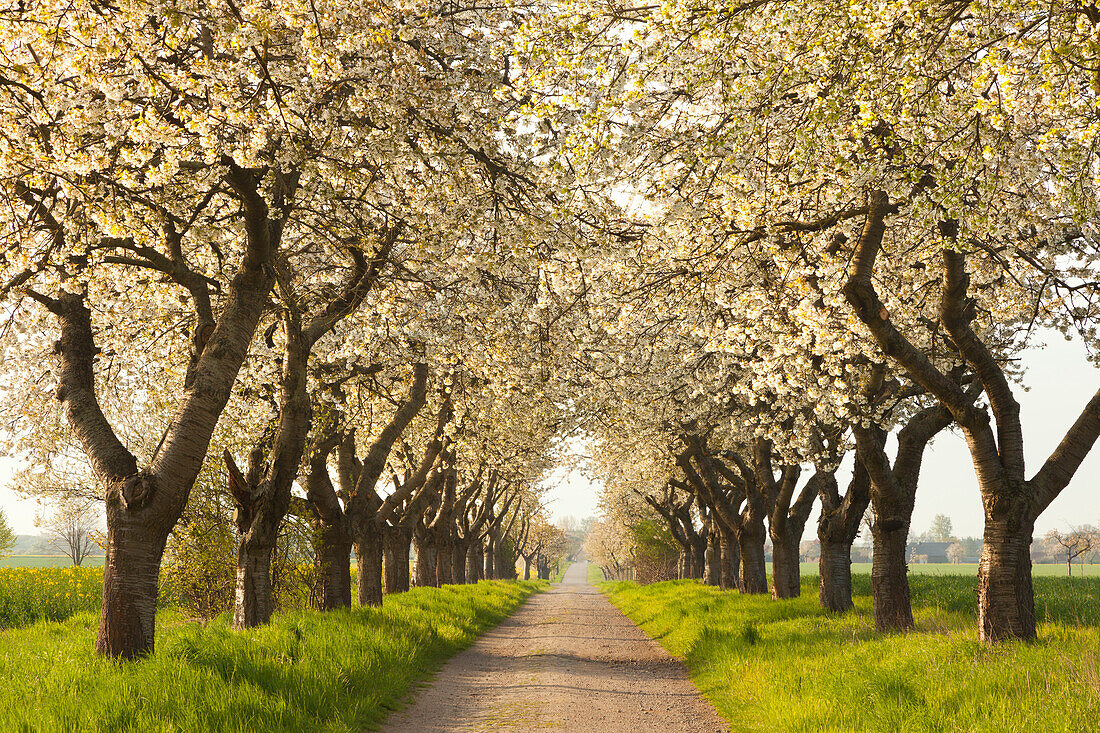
[541,330,1100,539]
[2,332,1097,540]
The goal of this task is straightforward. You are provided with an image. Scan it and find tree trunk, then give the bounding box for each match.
[691,537,706,580]
[771,533,801,599]
[719,525,740,590]
[978,512,1036,642]
[704,525,721,586]
[382,526,409,594]
[452,542,468,584]
[816,463,870,614]
[494,536,511,579]
[871,520,913,632]
[383,525,412,596]
[315,525,353,610]
[737,521,767,594]
[523,556,533,580]
[415,535,437,588]
[234,520,277,629]
[467,542,484,582]
[96,517,166,658]
[483,536,496,580]
[818,539,855,613]
[435,538,454,586]
[355,525,384,607]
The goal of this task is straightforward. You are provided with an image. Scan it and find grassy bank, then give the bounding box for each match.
[0,580,544,731]
[587,563,605,584]
[601,576,1100,732]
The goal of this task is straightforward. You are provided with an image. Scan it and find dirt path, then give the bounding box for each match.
[380,560,726,732]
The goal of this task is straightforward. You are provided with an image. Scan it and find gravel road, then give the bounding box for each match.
[380,560,726,732]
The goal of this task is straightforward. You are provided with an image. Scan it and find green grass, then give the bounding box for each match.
[587,563,605,584]
[601,575,1100,732]
[797,561,1100,577]
[0,555,106,568]
[0,580,545,731]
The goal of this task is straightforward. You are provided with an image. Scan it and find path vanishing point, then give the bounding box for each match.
[381,560,726,732]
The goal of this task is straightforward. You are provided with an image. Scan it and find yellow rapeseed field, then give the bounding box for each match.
[0,566,101,628]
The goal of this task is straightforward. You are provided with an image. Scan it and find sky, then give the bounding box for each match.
[2,331,1098,540]
[540,330,1100,540]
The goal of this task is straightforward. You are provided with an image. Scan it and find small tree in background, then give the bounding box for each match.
[1045,528,1096,576]
[39,501,99,566]
[0,509,16,556]
[947,542,966,564]
[929,514,954,543]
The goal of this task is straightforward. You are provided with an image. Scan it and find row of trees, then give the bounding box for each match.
[4,0,1100,657]
[0,0,584,657]
[521,0,1100,644]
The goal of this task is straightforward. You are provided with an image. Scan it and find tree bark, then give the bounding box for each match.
[768,466,817,600]
[978,509,1036,641]
[719,525,740,590]
[467,541,484,582]
[819,539,855,613]
[817,461,870,613]
[355,523,384,606]
[483,534,497,580]
[704,523,721,586]
[871,518,913,632]
[315,524,353,610]
[383,525,412,595]
[97,513,165,659]
[737,519,768,594]
[415,533,437,587]
[771,533,801,599]
[435,538,454,586]
[235,541,275,627]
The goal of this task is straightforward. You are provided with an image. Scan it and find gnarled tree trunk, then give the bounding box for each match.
[704,523,721,586]
[383,525,412,595]
[978,506,1036,641]
[97,509,167,658]
[870,516,913,631]
[817,460,870,613]
[737,519,768,594]
[355,523,385,606]
[468,542,484,582]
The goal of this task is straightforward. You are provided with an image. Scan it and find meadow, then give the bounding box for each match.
[601,574,1100,732]
[0,579,544,731]
[798,561,1100,577]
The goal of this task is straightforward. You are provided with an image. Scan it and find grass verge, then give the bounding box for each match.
[587,563,605,584]
[601,575,1100,732]
[0,579,545,732]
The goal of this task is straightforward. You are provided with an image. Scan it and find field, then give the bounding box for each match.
[0,579,544,731]
[601,574,1100,732]
[0,566,102,627]
[0,555,106,568]
[798,561,1100,577]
